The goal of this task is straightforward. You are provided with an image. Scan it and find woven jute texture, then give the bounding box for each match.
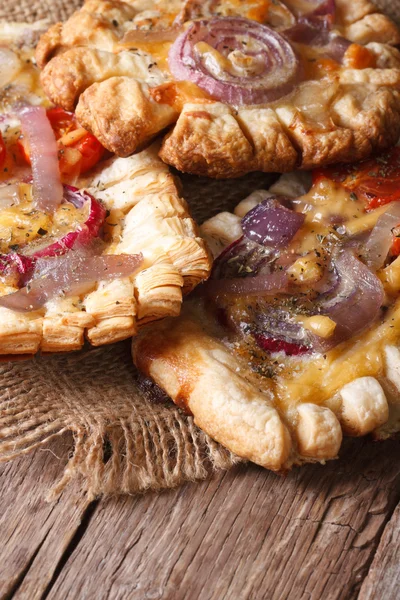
[0,0,399,499]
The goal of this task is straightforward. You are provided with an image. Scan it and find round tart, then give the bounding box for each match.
[37,0,400,178]
[133,148,400,470]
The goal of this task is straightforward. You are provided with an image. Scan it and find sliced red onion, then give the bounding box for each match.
[314,250,384,350]
[241,196,305,248]
[213,236,278,280]
[285,0,335,22]
[252,307,310,355]
[15,105,63,214]
[27,187,106,260]
[200,270,288,298]
[168,17,301,106]
[361,202,400,271]
[233,250,383,355]
[0,253,34,282]
[254,334,309,356]
[284,23,351,63]
[0,251,143,312]
[0,187,106,285]
[302,0,335,25]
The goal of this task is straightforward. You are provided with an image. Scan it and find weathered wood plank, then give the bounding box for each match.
[44,438,400,600]
[358,502,400,600]
[0,434,91,600]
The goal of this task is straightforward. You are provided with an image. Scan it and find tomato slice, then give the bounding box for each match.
[391,236,400,257]
[0,133,6,170]
[46,107,76,140]
[74,133,105,173]
[18,108,105,177]
[314,147,400,210]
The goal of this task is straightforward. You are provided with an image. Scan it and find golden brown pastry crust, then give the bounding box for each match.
[76,77,178,157]
[0,143,211,355]
[37,0,400,178]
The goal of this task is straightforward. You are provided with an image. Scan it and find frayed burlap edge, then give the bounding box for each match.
[0,342,240,501]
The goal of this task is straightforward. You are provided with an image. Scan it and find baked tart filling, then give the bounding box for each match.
[134,148,400,469]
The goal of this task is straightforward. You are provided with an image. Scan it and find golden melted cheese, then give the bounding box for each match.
[0,184,88,254]
[224,176,400,408]
[0,46,49,114]
[287,178,389,256]
[279,300,400,408]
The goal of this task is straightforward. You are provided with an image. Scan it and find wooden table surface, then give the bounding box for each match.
[1,432,399,600]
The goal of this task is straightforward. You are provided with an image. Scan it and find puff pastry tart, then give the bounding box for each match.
[0,24,211,355]
[37,0,400,178]
[134,148,400,470]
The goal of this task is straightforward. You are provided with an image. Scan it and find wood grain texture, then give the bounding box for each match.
[42,438,400,600]
[0,434,91,600]
[358,502,400,600]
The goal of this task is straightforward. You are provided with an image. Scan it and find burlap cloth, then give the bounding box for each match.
[0,0,399,499]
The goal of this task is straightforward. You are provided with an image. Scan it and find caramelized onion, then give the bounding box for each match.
[0,251,143,312]
[362,202,400,271]
[200,270,288,298]
[314,250,384,350]
[15,105,63,214]
[168,17,300,105]
[28,186,106,259]
[241,195,305,248]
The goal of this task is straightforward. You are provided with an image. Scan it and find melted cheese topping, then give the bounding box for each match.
[0,46,48,114]
[150,80,212,111]
[279,300,400,408]
[220,176,400,409]
[0,184,88,255]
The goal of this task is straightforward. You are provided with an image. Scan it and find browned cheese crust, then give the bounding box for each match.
[37,0,400,178]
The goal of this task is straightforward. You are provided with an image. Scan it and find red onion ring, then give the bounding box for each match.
[168,17,301,106]
[241,195,305,248]
[0,251,143,312]
[15,106,63,214]
[0,187,106,284]
[313,250,384,351]
[29,186,106,260]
